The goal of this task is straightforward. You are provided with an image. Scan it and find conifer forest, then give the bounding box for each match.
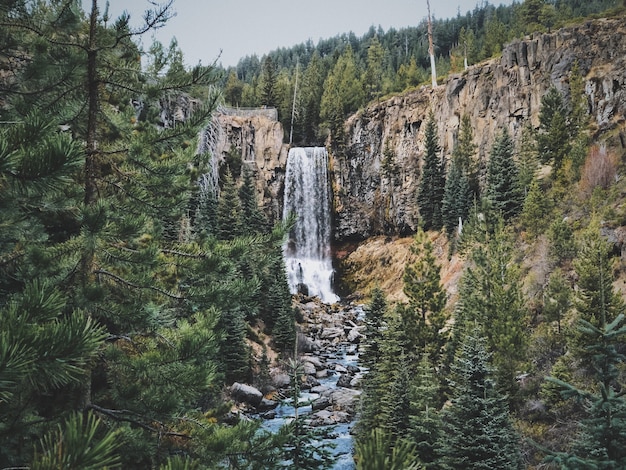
[1,0,626,468]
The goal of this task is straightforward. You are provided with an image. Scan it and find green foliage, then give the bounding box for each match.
[417,112,446,231]
[548,217,576,263]
[281,358,335,469]
[364,35,385,102]
[455,217,528,395]
[355,428,421,470]
[521,178,552,238]
[442,155,472,238]
[439,326,523,470]
[32,412,120,470]
[320,45,364,144]
[486,129,523,220]
[537,87,571,175]
[543,269,572,335]
[409,354,443,468]
[361,286,388,370]
[543,314,626,468]
[402,230,448,361]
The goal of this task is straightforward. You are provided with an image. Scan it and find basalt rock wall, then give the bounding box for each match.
[214,109,289,221]
[331,16,626,241]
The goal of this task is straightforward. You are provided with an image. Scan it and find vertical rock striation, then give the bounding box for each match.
[331,17,626,241]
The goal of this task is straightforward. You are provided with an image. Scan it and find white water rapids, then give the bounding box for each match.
[283,147,339,304]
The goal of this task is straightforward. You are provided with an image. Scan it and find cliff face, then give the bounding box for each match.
[331,16,626,241]
[214,108,289,221]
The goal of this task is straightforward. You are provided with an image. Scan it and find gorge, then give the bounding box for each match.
[214,16,626,243]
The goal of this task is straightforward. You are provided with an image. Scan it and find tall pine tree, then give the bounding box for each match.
[417,112,446,231]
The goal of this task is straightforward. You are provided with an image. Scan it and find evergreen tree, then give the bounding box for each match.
[570,223,624,362]
[543,315,626,469]
[355,428,420,470]
[520,178,551,238]
[455,218,528,394]
[453,114,479,197]
[364,35,385,102]
[548,217,576,264]
[516,121,539,197]
[537,86,570,176]
[361,286,388,370]
[486,129,523,220]
[260,55,278,107]
[299,52,325,145]
[282,358,335,469]
[402,229,448,362]
[381,354,413,442]
[320,45,364,145]
[442,155,472,237]
[417,112,446,231]
[216,168,242,240]
[238,165,267,234]
[409,354,443,469]
[438,326,523,470]
[543,269,572,335]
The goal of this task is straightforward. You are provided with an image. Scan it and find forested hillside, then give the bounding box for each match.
[1,0,626,469]
[220,0,619,145]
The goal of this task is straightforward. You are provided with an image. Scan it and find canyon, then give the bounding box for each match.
[212,16,626,298]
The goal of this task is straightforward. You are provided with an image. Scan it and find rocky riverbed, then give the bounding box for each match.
[228,295,366,467]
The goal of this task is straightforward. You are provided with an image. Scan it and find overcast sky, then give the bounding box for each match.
[86,0,516,68]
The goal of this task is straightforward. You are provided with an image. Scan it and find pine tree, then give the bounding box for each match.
[442,155,472,237]
[520,178,551,238]
[537,86,570,176]
[217,169,242,240]
[364,35,385,102]
[455,218,528,394]
[402,229,448,362]
[486,129,523,220]
[438,326,523,470]
[238,165,267,235]
[260,55,278,107]
[320,45,364,145]
[516,122,539,197]
[543,269,572,335]
[409,354,443,469]
[454,114,479,197]
[417,112,446,231]
[361,286,388,370]
[355,428,420,470]
[299,52,325,145]
[543,315,626,468]
[570,223,624,362]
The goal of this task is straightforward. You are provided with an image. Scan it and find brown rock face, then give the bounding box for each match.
[331,17,626,242]
[214,108,289,222]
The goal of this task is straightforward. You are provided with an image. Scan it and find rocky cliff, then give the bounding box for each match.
[214,108,289,221]
[331,16,626,241]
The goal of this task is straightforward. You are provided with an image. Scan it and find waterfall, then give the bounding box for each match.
[283,147,339,304]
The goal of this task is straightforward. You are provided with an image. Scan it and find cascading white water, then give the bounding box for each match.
[283,147,339,304]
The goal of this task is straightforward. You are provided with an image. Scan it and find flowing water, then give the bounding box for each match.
[260,342,360,469]
[283,147,339,304]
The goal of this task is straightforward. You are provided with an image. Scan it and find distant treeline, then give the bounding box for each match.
[215,0,619,145]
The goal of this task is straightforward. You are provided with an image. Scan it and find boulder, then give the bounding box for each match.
[311,396,331,411]
[271,373,291,389]
[230,383,263,408]
[336,374,353,388]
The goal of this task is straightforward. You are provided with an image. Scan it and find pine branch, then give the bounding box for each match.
[86,403,190,439]
[94,268,184,300]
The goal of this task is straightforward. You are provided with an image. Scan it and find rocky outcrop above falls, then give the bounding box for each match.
[214,108,289,221]
[331,16,626,241]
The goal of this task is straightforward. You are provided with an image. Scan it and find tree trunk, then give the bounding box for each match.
[85,0,99,206]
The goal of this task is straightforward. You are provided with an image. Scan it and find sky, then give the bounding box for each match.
[85,0,516,68]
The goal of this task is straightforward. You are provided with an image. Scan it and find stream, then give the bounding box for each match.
[255,302,365,469]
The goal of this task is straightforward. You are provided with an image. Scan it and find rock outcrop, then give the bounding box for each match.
[331,17,626,241]
[214,108,289,221]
